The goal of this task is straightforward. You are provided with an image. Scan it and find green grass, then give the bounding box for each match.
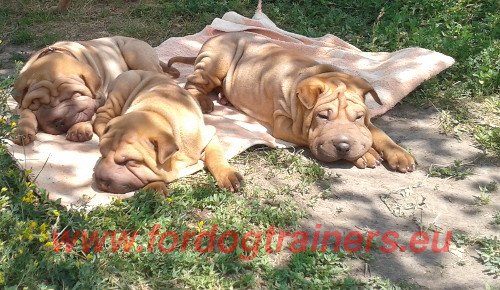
[474,191,492,206]
[475,126,500,156]
[0,143,416,288]
[476,237,500,278]
[10,29,33,45]
[493,211,500,225]
[452,233,500,278]
[0,0,499,288]
[427,160,474,180]
[474,181,497,206]
[262,149,326,185]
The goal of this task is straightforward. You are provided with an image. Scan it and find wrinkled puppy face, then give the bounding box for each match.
[14,53,102,135]
[297,72,382,162]
[36,93,100,134]
[93,111,178,194]
[308,95,372,162]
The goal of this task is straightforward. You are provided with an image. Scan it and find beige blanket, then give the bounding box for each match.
[6,8,454,209]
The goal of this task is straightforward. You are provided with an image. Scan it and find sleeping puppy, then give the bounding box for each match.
[92,70,242,195]
[169,32,416,172]
[12,36,177,145]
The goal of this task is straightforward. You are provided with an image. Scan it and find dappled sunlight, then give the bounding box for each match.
[282,102,500,286]
[0,0,497,288]
[7,133,101,205]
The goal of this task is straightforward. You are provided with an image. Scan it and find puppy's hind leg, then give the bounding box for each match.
[121,43,180,78]
[184,39,239,113]
[120,38,165,74]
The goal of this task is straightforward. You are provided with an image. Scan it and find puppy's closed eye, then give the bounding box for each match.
[317,113,328,120]
[316,109,332,120]
[102,126,111,135]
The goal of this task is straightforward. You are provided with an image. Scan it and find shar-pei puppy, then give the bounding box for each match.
[12,36,177,145]
[169,32,416,172]
[92,70,243,195]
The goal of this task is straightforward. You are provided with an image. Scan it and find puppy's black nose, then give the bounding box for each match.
[335,142,351,154]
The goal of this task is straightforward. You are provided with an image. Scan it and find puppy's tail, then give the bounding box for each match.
[162,56,197,79]
[160,61,180,79]
[168,56,197,67]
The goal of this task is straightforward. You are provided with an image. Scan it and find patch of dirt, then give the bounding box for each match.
[0,44,33,77]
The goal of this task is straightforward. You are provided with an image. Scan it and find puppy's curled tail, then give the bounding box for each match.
[161,56,197,79]
[168,56,197,67]
[160,61,180,79]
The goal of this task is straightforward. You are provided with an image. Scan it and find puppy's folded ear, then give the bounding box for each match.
[13,46,56,104]
[365,88,382,106]
[13,75,29,104]
[154,133,179,165]
[331,72,382,105]
[352,76,382,106]
[79,64,102,98]
[296,77,327,110]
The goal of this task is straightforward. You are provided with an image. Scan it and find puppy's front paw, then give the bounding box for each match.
[12,127,36,145]
[197,95,214,113]
[381,145,417,173]
[66,122,93,142]
[353,148,382,169]
[213,166,243,192]
[144,181,169,197]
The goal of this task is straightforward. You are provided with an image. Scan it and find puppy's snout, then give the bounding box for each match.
[94,157,145,194]
[335,142,351,154]
[94,170,135,193]
[55,119,64,127]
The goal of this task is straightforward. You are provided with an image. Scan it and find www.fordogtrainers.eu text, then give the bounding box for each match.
[52,224,452,260]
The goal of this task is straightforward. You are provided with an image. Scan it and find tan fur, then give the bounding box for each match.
[92,70,242,195]
[172,32,416,172]
[12,36,173,145]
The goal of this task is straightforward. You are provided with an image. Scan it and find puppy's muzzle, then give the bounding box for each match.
[94,157,144,194]
[319,136,352,156]
[334,142,351,154]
